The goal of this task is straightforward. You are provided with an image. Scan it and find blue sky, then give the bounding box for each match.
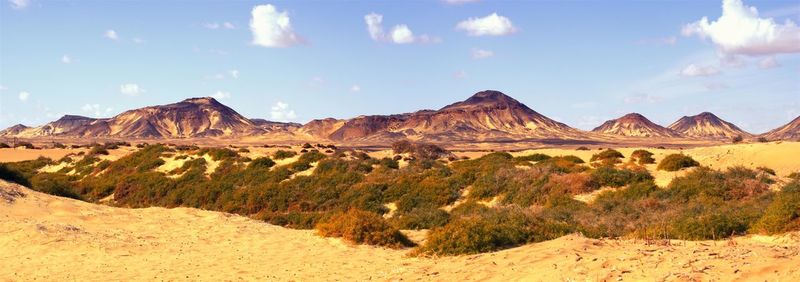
[1,0,798,133]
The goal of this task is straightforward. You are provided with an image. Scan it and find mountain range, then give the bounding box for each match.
[1,90,797,143]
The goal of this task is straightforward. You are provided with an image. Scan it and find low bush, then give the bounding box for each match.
[752,182,800,234]
[590,149,624,166]
[248,157,276,169]
[657,154,699,171]
[273,150,297,160]
[630,150,655,165]
[591,167,653,187]
[391,207,450,230]
[756,166,776,176]
[316,209,413,248]
[514,153,551,162]
[88,146,110,156]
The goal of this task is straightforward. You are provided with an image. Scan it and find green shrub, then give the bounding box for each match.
[590,149,624,166]
[391,207,450,230]
[752,182,800,234]
[631,150,655,165]
[273,150,297,160]
[789,172,800,181]
[30,173,82,200]
[591,167,653,187]
[756,166,776,176]
[316,209,413,248]
[418,207,533,255]
[657,154,699,171]
[514,153,551,162]
[248,157,276,169]
[88,146,109,156]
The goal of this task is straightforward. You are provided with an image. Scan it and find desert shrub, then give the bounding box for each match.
[546,172,600,194]
[248,157,276,169]
[657,154,699,171]
[30,173,82,200]
[514,153,551,162]
[419,207,573,256]
[534,156,586,174]
[316,209,413,248]
[591,167,653,187]
[52,143,67,149]
[238,148,250,153]
[16,142,35,149]
[391,207,451,230]
[757,137,769,143]
[198,148,239,161]
[301,143,313,149]
[668,199,765,240]
[88,146,109,156]
[590,149,624,166]
[0,157,52,186]
[391,140,450,160]
[273,150,297,160]
[576,146,590,151]
[789,172,800,181]
[379,157,399,169]
[752,182,800,234]
[630,150,655,165]
[756,166,776,176]
[0,142,10,148]
[661,167,769,202]
[732,135,743,143]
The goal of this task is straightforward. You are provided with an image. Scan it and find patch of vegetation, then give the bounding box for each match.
[657,154,699,171]
[590,149,624,167]
[391,140,450,160]
[273,150,297,160]
[630,149,655,165]
[316,209,414,248]
[591,167,653,188]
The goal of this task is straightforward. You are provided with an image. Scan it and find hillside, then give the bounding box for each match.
[592,113,680,138]
[668,112,751,139]
[762,116,800,141]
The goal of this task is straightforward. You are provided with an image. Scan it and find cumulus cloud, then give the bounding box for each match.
[250,4,303,48]
[212,91,231,100]
[120,83,145,96]
[759,56,780,69]
[364,13,439,44]
[104,30,119,40]
[8,0,29,9]
[81,104,113,117]
[456,13,517,36]
[682,0,800,55]
[471,48,494,59]
[229,69,240,79]
[18,91,29,102]
[61,55,72,64]
[350,85,361,92]
[270,101,296,121]
[680,64,721,76]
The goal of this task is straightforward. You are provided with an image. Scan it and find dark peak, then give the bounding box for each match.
[463,90,517,104]
[57,115,94,121]
[181,97,220,105]
[618,113,649,122]
[693,112,719,119]
[7,124,29,129]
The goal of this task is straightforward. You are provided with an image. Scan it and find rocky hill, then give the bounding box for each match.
[592,113,680,138]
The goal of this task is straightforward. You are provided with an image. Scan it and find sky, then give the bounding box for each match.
[1,0,798,133]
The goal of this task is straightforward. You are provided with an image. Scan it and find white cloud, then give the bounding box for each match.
[81,104,113,117]
[18,91,29,102]
[364,13,439,44]
[270,101,296,121]
[61,55,72,64]
[680,64,721,76]
[229,69,240,79]
[443,0,480,5]
[456,13,517,36]
[250,4,303,48]
[365,13,384,41]
[682,0,800,55]
[120,83,145,96]
[205,22,236,30]
[390,25,415,44]
[624,92,663,104]
[104,30,119,40]
[8,0,29,9]
[212,91,231,100]
[350,85,361,92]
[471,48,494,59]
[759,56,780,68]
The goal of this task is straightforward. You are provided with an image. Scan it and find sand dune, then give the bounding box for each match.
[2,181,798,281]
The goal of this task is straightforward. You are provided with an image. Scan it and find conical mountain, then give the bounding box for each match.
[592,113,680,138]
[761,116,800,141]
[311,90,581,141]
[668,112,751,139]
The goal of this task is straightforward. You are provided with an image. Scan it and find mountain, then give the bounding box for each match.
[0,124,30,136]
[304,90,581,142]
[761,116,800,141]
[1,97,269,139]
[592,113,680,138]
[250,119,303,132]
[668,112,751,139]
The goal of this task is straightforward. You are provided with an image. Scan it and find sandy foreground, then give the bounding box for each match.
[2,181,799,282]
